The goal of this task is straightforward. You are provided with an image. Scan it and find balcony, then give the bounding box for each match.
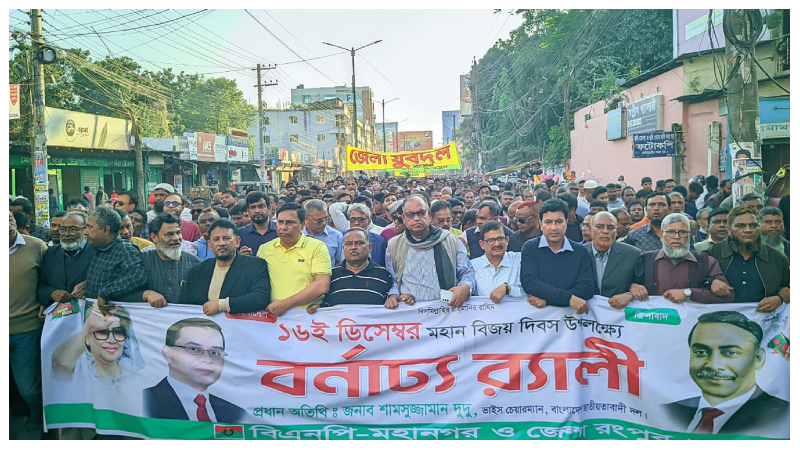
[777,34,789,74]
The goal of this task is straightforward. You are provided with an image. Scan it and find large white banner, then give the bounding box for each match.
[42,297,789,440]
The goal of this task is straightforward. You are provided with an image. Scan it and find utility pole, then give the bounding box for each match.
[121,106,146,204]
[380,97,399,152]
[253,63,277,190]
[323,40,382,150]
[30,9,49,226]
[724,9,763,202]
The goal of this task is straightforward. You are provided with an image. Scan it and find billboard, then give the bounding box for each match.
[674,9,772,58]
[460,74,472,116]
[227,128,249,162]
[44,107,131,151]
[375,122,398,152]
[442,110,464,143]
[397,131,433,152]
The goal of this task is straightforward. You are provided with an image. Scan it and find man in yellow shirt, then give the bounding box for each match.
[257,202,331,317]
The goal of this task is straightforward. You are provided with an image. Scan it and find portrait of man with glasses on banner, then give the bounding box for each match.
[51,302,145,384]
[143,318,245,423]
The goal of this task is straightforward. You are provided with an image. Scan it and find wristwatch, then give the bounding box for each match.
[684,288,692,300]
[504,283,510,295]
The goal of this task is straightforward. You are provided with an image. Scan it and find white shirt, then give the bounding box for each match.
[166,376,218,422]
[686,385,756,434]
[9,231,26,255]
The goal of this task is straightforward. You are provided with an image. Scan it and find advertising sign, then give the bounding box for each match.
[626,95,663,135]
[9,84,20,120]
[195,133,216,162]
[442,110,464,143]
[375,122,398,153]
[175,136,190,160]
[173,174,183,195]
[460,74,472,116]
[41,298,789,440]
[606,108,626,141]
[631,132,676,158]
[347,142,461,172]
[214,135,228,162]
[187,134,198,160]
[44,107,131,151]
[398,131,433,152]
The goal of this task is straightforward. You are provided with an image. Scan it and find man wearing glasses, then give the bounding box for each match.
[162,193,202,242]
[385,195,475,307]
[38,212,96,306]
[144,318,245,422]
[642,213,733,304]
[189,198,209,223]
[471,221,524,303]
[113,189,138,213]
[345,203,387,266]
[302,200,344,267]
[507,201,541,252]
[583,212,647,309]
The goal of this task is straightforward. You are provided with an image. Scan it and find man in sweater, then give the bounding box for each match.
[9,211,48,434]
[37,212,96,307]
[520,198,595,314]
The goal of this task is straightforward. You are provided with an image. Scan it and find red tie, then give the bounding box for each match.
[194,394,211,422]
[693,407,723,434]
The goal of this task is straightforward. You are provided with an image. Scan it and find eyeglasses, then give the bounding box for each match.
[434,217,452,225]
[61,226,85,235]
[664,230,690,238]
[114,200,131,206]
[92,327,127,342]
[516,216,533,224]
[171,345,227,360]
[349,217,369,224]
[481,236,508,245]
[403,210,428,219]
[164,201,183,207]
[310,216,330,225]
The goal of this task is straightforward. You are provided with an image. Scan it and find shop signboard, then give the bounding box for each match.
[214,135,228,162]
[626,94,663,135]
[606,107,626,140]
[442,110,464,143]
[397,131,433,152]
[195,133,216,162]
[175,136,190,160]
[631,132,676,158]
[9,84,20,120]
[44,107,131,150]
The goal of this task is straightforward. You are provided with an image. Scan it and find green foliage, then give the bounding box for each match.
[469,9,673,168]
[8,45,256,139]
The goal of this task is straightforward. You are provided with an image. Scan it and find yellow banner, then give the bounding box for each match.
[346,142,461,172]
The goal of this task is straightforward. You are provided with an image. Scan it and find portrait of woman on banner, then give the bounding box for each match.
[52,301,145,384]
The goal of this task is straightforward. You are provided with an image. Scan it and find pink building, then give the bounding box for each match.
[569,64,726,191]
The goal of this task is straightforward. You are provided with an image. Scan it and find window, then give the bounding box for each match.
[346,94,353,102]
[263,135,270,144]
[335,114,345,127]
[317,134,326,142]
[302,95,311,103]
[260,117,270,126]
[290,135,299,142]
[289,116,298,124]
[316,114,325,124]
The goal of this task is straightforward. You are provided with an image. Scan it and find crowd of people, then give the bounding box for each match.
[8,171,791,439]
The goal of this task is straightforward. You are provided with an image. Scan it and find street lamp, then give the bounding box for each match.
[378,97,399,152]
[322,40,382,149]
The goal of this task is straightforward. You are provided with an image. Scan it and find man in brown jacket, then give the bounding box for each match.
[9,211,48,436]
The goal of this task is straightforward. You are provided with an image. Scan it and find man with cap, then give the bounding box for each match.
[578,180,597,211]
[147,183,192,223]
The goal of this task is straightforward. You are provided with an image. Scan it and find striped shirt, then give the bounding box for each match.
[385,236,476,302]
[324,260,394,306]
[141,250,201,303]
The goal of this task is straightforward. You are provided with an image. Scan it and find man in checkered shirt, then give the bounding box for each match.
[80,207,148,305]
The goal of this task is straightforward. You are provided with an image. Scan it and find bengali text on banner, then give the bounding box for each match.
[346,142,461,172]
[41,297,789,440]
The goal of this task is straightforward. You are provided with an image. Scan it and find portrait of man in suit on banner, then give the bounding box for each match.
[660,311,789,438]
[143,318,245,423]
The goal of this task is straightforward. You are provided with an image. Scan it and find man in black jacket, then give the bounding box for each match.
[179,218,270,315]
[37,212,96,306]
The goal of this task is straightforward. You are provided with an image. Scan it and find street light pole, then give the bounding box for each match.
[323,40,382,150]
[380,97,399,153]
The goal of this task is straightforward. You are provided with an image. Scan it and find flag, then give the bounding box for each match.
[214,425,244,440]
[767,332,789,358]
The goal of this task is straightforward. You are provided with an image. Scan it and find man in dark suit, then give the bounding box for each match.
[144,318,245,423]
[583,212,648,309]
[179,218,270,315]
[661,311,789,438]
[37,212,96,305]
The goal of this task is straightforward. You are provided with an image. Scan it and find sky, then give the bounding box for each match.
[7,8,525,148]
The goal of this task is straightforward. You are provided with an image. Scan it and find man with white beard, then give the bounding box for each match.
[641,213,733,304]
[37,212,96,306]
[140,213,200,307]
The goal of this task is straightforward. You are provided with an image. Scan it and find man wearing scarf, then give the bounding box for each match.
[385,195,476,307]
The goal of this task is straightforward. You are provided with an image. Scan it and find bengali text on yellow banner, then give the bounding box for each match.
[347,142,461,172]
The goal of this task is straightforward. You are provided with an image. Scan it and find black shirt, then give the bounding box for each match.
[324,259,393,306]
[565,214,584,242]
[507,229,541,253]
[726,252,766,303]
